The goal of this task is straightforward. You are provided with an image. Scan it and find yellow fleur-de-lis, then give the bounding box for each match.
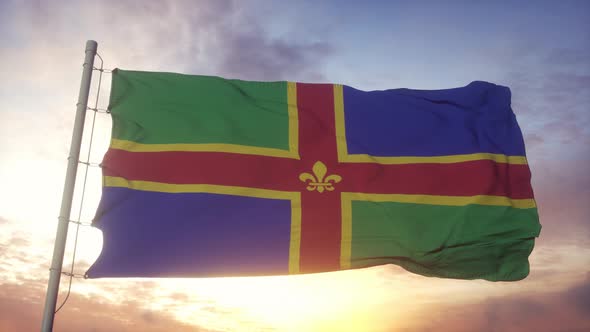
[299,161,342,193]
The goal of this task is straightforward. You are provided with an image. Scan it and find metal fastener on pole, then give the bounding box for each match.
[40,40,98,332]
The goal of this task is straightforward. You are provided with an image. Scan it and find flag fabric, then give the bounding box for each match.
[86,69,541,281]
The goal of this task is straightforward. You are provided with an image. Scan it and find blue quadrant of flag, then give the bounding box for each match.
[343,82,526,156]
[89,187,292,277]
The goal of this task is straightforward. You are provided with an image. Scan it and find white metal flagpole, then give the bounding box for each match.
[40,40,98,332]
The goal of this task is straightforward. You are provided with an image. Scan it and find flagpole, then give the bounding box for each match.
[40,40,98,332]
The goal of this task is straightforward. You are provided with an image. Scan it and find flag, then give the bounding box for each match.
[86,69,541,281]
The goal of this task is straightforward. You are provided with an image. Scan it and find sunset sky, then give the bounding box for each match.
[1,1,589,331]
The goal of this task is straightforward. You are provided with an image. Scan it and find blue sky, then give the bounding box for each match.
[0,1,589,331]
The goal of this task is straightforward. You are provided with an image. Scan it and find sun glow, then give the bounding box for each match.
[73,232,590,332]
[77,226,408,331]
[149,270,408,332]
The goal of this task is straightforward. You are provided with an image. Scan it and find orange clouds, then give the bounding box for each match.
[0,281,210,332]
[2,273,589,331]
[405,276,590,332]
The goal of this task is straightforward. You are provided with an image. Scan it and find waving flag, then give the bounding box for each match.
[87,69,540,281]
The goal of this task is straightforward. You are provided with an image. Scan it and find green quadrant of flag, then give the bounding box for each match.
[108,70,290,149]
[349,201,539,280]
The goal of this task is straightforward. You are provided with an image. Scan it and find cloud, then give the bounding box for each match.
[0,281,213,332]
[1,0,334,82]
[523,132,545,150]
[543,48,590,67]
[93,0,335,81]
[566,275,590,315]
[0,231,50,283]
[8,234,29,247]
[223,36,333,81]
[408,276,590,332]
[528,159,590,245]
[500,47,590,160]
[215,24,334,81]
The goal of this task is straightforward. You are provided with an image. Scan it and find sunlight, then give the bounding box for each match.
[72,230,590,332]
[77,220,409,331]
[145,269,408,332]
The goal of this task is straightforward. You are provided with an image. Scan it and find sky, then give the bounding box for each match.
[0,0,589,331]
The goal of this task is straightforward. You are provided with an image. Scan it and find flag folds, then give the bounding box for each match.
[87,69,540,281]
